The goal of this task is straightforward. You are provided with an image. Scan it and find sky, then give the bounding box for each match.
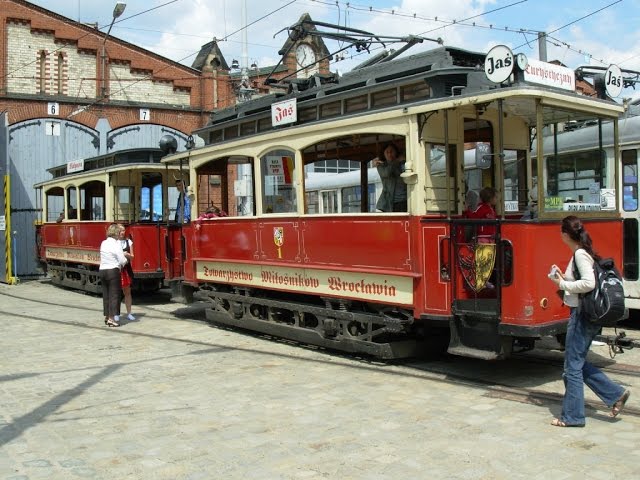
[26,0,640,100]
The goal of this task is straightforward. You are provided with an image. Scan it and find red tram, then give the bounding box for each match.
[164,45,625,360]
[34,147,188,293]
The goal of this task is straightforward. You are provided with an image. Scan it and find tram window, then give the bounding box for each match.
[79,180,105,220]
[115,187,135,222]
[503,150,527,213]
[66,186,78,220]
[140,173,163,221]
[400,82,430,103]
[320,102,341,119]
[545,150,608,211]
[261,150,297,214]
[195,158,254,218]
[622,149,638,212]
[542,116,615,213]
[427,144,457,213]
[345,95,368,113]
[371,88,397,108]
[45,187,64,222]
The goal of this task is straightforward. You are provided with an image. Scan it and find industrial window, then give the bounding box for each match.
[38,51,47,94]
[57,53,65,95]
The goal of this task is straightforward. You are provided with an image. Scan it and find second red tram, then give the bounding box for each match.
[34,148,188,293]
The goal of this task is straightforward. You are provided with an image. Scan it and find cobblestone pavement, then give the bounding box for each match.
[1,280,640,480]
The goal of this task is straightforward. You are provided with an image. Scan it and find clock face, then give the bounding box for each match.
[516,53,528,71]
[295,44,316,67]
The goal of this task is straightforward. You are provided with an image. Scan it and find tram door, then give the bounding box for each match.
[450,118,501,317]
[165,181,186,280]
[621,148,640,310]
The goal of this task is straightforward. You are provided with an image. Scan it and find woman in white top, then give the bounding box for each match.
[99,223,129,327]
[548,215,629,426]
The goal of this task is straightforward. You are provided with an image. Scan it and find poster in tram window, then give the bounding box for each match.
[266,156,294,184]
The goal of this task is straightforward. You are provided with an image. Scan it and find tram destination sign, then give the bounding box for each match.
[67,159,85,173]
[524,58,575,91]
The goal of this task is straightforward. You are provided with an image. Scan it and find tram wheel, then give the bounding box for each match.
[555,333,566,347]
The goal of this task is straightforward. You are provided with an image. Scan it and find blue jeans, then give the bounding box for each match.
[561,308,625,425]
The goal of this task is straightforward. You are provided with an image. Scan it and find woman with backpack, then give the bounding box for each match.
[548,215,630,427]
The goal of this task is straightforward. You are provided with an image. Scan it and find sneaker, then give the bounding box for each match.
[127,313,136,321]
[114,315,120,322]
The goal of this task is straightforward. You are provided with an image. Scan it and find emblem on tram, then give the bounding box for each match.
[458,242,496,292]
[273,227,284,259]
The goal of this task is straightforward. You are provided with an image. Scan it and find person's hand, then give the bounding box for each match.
[373,157,384,167]
[548,264,563,286]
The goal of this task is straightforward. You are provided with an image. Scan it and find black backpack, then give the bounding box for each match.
[573,253,626,327]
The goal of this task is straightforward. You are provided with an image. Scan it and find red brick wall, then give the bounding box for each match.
[0,0,215,132]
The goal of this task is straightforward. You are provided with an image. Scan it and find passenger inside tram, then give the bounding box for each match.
[372,142,407,213]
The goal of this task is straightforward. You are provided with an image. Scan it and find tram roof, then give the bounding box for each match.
[163,45,624,166]
[34,148,171,187]
[197,45,488,132]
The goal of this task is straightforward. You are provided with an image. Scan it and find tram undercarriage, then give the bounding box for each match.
[195,284,450,359]
[46,261,163,294]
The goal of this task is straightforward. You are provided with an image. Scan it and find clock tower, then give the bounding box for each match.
[280,13,331,79]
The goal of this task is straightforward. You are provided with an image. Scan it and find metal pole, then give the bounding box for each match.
[12,230,18,283]
[537,32,547,62]
[101,3,126,98]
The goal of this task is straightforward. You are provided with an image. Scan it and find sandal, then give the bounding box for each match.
[106,320,120,328]
[551,418,584,427]
[611,390,631,418]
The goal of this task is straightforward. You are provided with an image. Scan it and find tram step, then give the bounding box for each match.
[447,345,502,360]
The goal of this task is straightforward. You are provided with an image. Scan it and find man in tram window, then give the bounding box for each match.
[174,179,191,223]
[373,142,407,212]
[56,211,64,223]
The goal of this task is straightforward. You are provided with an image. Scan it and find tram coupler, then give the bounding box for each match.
[594,331,640,354]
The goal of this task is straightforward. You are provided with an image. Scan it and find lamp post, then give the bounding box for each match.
[101,2,126,98]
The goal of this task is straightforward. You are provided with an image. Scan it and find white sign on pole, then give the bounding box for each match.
[0,215,5,231]
[604,64,623,98]
[484,45,514,84]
